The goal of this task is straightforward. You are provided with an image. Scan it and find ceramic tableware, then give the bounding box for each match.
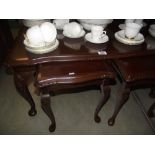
[53,19,69,30]
[125,19,135,24]
[115,30,144,45]
[85,32,109,44]
[23,19,50,27]
[26,25,45,46]
[125,23,142,39]
[24,39,59,54]
[63,30,85,38]
[91,25,106,41]
[40,22,57,43]
[63,22,83,37]
[150,24,155,32]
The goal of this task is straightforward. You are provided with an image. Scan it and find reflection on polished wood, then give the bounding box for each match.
[7,22,155,67]
[35,61,115,132]
[6,20,155,131]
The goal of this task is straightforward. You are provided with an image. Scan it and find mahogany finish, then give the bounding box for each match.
[35,61,115,132]
[14,66,37,116]
[7,24,155,67]
[108,56,155,126]
[6,20,155,131]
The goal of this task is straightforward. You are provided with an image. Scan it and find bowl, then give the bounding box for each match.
[63,22,83,36]
[40,22,57,43]
[23,19,50,27]
[78,19,113,31]
[150,24,155,31]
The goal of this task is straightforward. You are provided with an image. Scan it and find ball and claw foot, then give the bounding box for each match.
[49,124,56,132]
[94,115,101,123]
[28,108,37,116]
[108,118,115,126]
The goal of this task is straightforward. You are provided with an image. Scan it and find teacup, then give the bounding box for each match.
[26,25,44,46]
[125,23,142,39]
[63,22,83,36]
[91,25,106,41]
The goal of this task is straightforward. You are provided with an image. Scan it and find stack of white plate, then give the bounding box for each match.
[149,24,155,38]
[23,22,59,54]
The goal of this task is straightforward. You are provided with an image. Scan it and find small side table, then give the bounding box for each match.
[35,60,115,132]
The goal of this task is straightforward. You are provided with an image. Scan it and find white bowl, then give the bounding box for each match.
[63,22,83,36]
[150,24,155,31]
[23,19,50,27]
[78,19,113,25]
[53,19,69,30]
[26,25,45,46]
[78,19,113,31]
[40,22,57,43]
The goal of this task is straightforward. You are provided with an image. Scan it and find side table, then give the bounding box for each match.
[35,60,115,132]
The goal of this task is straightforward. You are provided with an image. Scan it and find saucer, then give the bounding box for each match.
[149,28,155,38]
[23,39,56,50]
[25,39,59,54]
[85,33,109,44]
[115,30,144,45]
[63,30,85,38]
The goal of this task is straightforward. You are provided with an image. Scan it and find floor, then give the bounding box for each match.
[0,67,154,134]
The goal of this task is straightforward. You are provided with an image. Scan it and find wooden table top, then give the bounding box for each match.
[7,21,155,67]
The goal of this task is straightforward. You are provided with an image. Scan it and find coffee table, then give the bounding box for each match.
[6,22,155,128]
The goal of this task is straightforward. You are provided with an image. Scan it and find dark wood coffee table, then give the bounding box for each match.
[6,21,155,127]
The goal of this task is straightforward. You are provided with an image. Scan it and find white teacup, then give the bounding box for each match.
[26,25,44,46]
[63,22,82,36]
[91,25,106,41]
[125,23,142,39]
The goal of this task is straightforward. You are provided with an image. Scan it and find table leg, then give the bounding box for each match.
[94,80,111,123]
[41,93,56,132]
[148,102,155,117]
[108,83,130,126]
[149,86,155,98]
[14,72,37,116]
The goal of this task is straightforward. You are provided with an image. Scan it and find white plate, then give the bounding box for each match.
[85,33,109,44]
[115,30,144,45]
[25,39,59,54]
[149,28,155,38]
[63,30,85,38]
